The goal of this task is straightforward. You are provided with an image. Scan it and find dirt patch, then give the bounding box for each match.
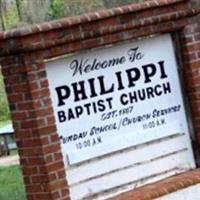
[0,155,19,166]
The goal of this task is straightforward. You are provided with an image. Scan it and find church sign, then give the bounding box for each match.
[46,34,191,165]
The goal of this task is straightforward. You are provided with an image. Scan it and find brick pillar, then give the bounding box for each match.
[0,53,69,200]
[179,22,200,163]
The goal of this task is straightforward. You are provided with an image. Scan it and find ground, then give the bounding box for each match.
[0,154,19,166]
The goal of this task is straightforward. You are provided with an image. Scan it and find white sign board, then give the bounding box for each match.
[46,34,191,165]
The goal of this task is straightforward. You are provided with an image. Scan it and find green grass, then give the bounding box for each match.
[10,149,18,156]
[0,67,10,122]
[0,165,26,200]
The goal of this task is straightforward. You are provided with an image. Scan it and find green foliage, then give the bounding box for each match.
[65,0,104,16]
[48,0,65,19]
[0,68,10,122]
[0,165,26,200]
[4,3,20,29]
[48,0,105,19]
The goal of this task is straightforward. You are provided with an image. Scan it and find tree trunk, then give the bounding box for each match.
[0,0,5,31]
[15,0,22,21]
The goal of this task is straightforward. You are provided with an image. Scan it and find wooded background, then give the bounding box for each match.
[0,0,148,31]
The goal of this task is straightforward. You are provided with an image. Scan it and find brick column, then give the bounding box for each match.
[179,22,200,163]
[0,53,69,200]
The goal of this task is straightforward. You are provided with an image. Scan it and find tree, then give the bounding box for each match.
[15,0,22,21]
[103,0,135,8]
[0,0,5,31]
[48,0,104,19]
[25,0,50,23]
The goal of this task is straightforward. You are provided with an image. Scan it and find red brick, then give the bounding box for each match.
[46,160,64,172]
[40,79,49,88]
[36,107,54,117]
[183,52,197,61]
[20,119,45,129]
[23,138,41,147]
[61,189,69,198]
[32,175,49,183]
[51,134,59,143]
[31,88,50,99]
[34,125,57,135]
[24,176,31,185]
[39,166,48,174]
[15,129,33,138]
[8,94,24,103]
[45,154,54,163]
[49,180,68,191]
[27,73,37,82]
[43,143,61,154]
[44,30,65,41]
[26,184,45,193]
[57,170,66,179]
[46,46,63,58]
[22,34,41,46]
[52,191,60,199]
[13,111,28,120]
[194,34,200,41]
[19,147,43,156]
[47,116,55,126]
[28,156,45,165]
[54,152,63,161]
[81,21,100,32]
[187,61,200,69]
[5,75,20,84]
[31,194,52,200]
[48,172,57,181]
[14,83,30,92]
[42,98,52,106]
[23,166,38,175]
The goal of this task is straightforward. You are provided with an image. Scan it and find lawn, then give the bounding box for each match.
[0,120,11,128]
[0,165,26,200]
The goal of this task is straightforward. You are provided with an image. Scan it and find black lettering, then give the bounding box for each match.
[106,97,113,109]
[126,67,140,87]
[120,94,128,105]
[84,103,91,115]
[58,111,67,122]
[163,82,171,94]
[146,87,155,98]
[129,91,138,103]
[115,71,125,90]
[56,85,71,106]
[88,78,98,98]
[75,106,83,118]
[98,100,106,112]
[142,64,156,83]
[138,89,145,100]
[158,61,168,79]
[92,102,97,113]
[154,84,162,96]
[72,81,87,102]
[98,76,114,95]
[68,109,75,120]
